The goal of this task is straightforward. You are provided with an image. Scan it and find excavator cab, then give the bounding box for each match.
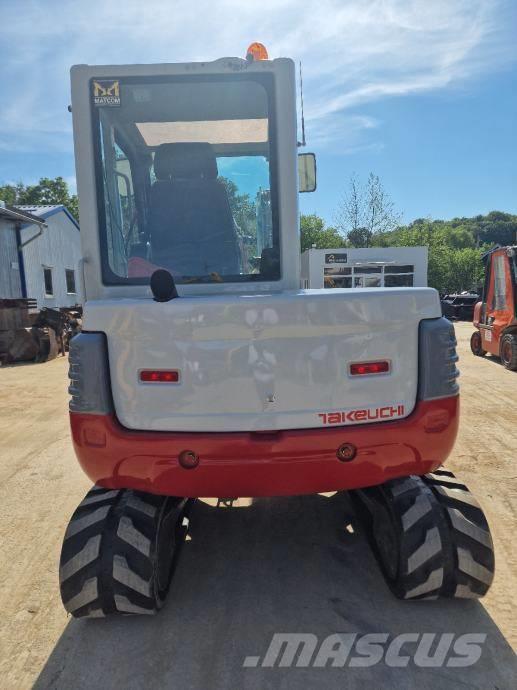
[471,246,517,369]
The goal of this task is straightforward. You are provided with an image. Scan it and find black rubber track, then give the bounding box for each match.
[59,486,191,618]
[423,469,495,598]
[352,470,494,600]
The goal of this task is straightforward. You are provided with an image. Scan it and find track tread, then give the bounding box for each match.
[354,477,449,599]
[352,470,495,600]
[59,487,190,618]
[423,471,495,598]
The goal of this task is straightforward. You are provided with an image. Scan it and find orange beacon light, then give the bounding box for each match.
[246,42,269,61]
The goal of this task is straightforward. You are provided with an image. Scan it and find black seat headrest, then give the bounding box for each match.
[153,142,218,181]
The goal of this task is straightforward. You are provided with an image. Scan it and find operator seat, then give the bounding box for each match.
[148,142,240,278]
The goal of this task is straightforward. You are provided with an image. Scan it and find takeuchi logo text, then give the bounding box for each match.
[318,405,405,425]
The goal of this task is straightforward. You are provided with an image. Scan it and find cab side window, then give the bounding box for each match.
[492,255,507,310]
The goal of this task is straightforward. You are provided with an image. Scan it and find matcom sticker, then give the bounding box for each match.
[92,80,120,107]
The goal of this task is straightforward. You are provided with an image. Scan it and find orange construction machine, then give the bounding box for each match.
[471,246,517,370]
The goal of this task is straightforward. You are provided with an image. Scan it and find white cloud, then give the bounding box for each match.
[0,0,514,154]
[308,114,382,154]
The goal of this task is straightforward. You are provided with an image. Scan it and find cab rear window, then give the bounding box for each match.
[91,76,280,285]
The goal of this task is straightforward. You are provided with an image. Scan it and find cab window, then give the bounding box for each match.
[92,76,279,285]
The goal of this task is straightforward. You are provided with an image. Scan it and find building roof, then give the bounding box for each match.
[16,204,62,216]
[0,203,47,226]
[15,204,79,230]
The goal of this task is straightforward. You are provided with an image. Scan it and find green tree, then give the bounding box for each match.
[373,216,487,292]
[0,177,79,221]
[449,248,485,292]
[335,173,402,247]
[446,225,475,249]
[347,227,371,247]
[300,214,345,252]
[218,177,256,241]
[0,182,26,206]
[471,211,517,246]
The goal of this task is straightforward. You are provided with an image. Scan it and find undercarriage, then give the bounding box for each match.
[60,469,494,618]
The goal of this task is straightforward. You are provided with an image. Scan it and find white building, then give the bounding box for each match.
[301,246,428,290]
[0,204,83,307]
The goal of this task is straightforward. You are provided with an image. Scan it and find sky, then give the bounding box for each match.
[0,0,516,226]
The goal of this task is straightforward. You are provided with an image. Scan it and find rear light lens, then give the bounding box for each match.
[350,361,390,376]
[140,370,180,383]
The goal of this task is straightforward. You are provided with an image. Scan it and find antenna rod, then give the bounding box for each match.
[299,61,306,147]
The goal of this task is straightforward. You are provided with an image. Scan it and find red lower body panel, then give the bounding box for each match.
[70,396,459,497]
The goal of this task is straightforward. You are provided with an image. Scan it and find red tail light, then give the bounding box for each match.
[140,370,180,383]
[350,361,390,376]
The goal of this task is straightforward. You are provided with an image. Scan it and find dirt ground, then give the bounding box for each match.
[0,321,515,690]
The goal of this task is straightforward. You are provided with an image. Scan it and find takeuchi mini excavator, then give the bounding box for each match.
[60,44,495,618]
[471,245,517,370]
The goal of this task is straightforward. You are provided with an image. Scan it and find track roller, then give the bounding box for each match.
[351,469,495,600]
[59,486,192,618]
